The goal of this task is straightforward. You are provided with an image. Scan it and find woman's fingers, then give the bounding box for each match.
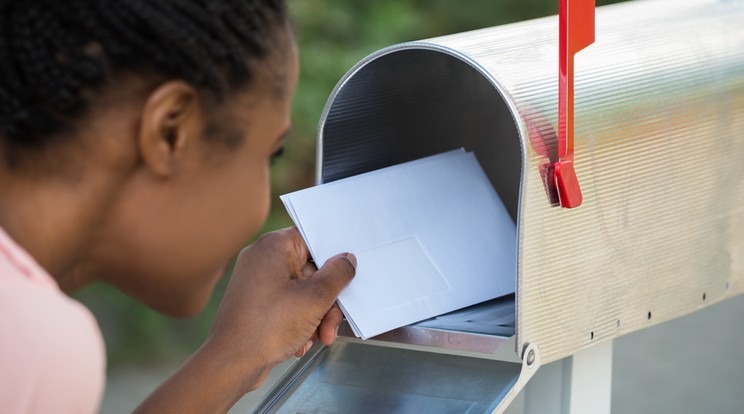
[295,302,346,357]
[294,332,319,357]
[319,303,344,345]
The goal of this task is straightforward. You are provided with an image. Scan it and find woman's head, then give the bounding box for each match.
[0,0,297,316]
[0,0,289,161]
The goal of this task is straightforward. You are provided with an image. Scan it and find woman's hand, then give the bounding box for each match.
[135,227,355,413]
[209,227,356,379]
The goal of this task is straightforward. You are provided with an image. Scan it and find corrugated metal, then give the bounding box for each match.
[318,0,744,364]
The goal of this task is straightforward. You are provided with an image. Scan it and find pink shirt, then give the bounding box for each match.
[0,227,105,413]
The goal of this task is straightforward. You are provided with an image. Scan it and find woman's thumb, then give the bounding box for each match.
[307,253,357,302]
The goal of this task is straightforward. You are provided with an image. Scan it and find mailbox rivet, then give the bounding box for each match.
[526,349,536,366]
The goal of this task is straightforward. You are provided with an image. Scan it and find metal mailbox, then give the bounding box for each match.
[254,0,744,412]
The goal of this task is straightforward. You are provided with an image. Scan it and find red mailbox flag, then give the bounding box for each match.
[555,0,595,208]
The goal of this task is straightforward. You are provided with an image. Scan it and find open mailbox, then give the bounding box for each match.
[253,0,744,412]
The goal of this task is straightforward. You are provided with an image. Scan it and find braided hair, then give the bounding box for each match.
[0,0,287,155]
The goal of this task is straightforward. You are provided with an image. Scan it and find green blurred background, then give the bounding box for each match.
[75,0,625,370]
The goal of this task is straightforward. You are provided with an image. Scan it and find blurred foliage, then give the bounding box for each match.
[75,0,625,369]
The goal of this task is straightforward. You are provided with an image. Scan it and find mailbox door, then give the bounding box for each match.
[251,341,534,414]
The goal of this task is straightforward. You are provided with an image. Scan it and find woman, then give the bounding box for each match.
[0,1,356,412]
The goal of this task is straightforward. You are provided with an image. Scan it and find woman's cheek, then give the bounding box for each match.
[245,165,272,237]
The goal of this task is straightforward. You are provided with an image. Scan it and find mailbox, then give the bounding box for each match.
[253,0,744,412]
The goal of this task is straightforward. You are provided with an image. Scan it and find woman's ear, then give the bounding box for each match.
[138,81,204,177]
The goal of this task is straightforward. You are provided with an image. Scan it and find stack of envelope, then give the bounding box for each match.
[281,149,516,339]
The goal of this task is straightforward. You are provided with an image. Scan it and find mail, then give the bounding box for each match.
[281,149,516,339]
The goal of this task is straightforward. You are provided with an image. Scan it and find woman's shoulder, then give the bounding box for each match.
[0,259,106,413]
[0,269,104,347]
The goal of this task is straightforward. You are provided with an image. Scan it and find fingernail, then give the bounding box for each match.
[304,340,313,353]
[346,253,357,269]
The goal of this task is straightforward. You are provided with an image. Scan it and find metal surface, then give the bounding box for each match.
[251,342,526,414]
[317,0,744,364]
[492,343,542,414]
[336,322,513,355]
[337,295,515,355]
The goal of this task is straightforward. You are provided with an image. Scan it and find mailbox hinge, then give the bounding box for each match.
[490,342,543,414]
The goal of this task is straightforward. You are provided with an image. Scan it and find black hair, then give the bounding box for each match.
[0,0,287,155]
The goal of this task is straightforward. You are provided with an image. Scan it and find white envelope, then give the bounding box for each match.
[281,149,516,339]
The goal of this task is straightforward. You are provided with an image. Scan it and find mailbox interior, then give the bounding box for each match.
[319,47,522,222]
[318,47,523,350]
